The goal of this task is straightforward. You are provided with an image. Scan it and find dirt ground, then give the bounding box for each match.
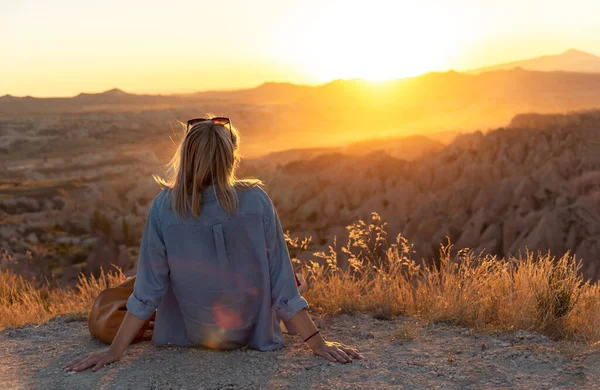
[1,313,599,389]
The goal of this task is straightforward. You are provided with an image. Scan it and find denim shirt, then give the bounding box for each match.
[126,185,308,351]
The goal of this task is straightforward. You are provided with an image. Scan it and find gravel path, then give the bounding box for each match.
[1,314,599,389]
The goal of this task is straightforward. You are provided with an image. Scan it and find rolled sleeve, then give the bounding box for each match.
[126,193,169,321]
[273,294,309,322]
[264,201,309,322]
[126,292,158,320]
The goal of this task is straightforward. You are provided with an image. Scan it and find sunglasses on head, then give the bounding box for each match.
[186,117,234,143]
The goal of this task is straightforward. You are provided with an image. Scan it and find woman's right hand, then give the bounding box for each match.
[308,338,364,364]
[64,347,122,372]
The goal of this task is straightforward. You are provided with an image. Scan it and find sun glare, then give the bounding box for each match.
[272,1,464,82]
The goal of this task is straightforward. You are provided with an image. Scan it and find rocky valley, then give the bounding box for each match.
[1,105,599,283]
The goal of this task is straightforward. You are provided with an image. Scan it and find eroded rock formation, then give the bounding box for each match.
[258,112,600,278]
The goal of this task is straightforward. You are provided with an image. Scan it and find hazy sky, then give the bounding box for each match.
[2,0,600,97]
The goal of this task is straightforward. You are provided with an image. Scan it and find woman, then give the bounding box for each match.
[65,117,362,373]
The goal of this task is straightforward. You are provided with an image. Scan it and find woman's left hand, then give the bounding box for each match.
[64,348,122,373]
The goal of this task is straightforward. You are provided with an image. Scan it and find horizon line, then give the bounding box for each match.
[1,67,591,100]
[3,46,600,99]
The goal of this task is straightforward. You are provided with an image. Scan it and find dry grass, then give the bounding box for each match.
[1,212,599,344]
[301,213,600,344]
[0,263,126,331]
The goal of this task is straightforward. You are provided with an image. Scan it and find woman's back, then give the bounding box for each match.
[159,184,270,296]
[127,185,308,350]
[65,118,361,374]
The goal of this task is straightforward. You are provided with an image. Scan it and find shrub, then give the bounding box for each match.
[300,213,600,343]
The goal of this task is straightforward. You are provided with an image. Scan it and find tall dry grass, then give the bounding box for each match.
[0,261,126,330]
[1,212,599,344]
[301,213,600,343]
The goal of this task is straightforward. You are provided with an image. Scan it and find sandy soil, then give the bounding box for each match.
[1,314,599,390]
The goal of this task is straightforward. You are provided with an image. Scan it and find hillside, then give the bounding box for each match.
[4,69,600,154]
[470,49,600,74]
[242,135,444,170]
[250,111,600,278]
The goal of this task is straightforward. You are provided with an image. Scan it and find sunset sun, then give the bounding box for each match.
[271,1,464,82]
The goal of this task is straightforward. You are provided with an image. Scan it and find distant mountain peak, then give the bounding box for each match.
[75,88,130,98]
[470,49,600,74]
[102,88,128,95]
[563,48,588,55]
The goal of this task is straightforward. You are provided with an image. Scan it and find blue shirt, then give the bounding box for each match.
[126,185,308,351]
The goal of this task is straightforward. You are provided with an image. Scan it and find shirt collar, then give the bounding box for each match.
[201,185,218,201]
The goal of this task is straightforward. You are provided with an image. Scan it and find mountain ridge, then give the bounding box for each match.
[3,48,600,102]
[4,64,600,147]
[469,48,600,74]
[4,66,600,103]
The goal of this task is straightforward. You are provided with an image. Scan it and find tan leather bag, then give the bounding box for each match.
[88,276,151,344]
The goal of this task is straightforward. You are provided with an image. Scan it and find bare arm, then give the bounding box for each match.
[287,308,363,363]
[262,195,363,364]
[109,312,148,355]
[64,312,147,372]
[66,195,168,373]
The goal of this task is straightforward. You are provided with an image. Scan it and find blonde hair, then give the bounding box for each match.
[154,117,261,217]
